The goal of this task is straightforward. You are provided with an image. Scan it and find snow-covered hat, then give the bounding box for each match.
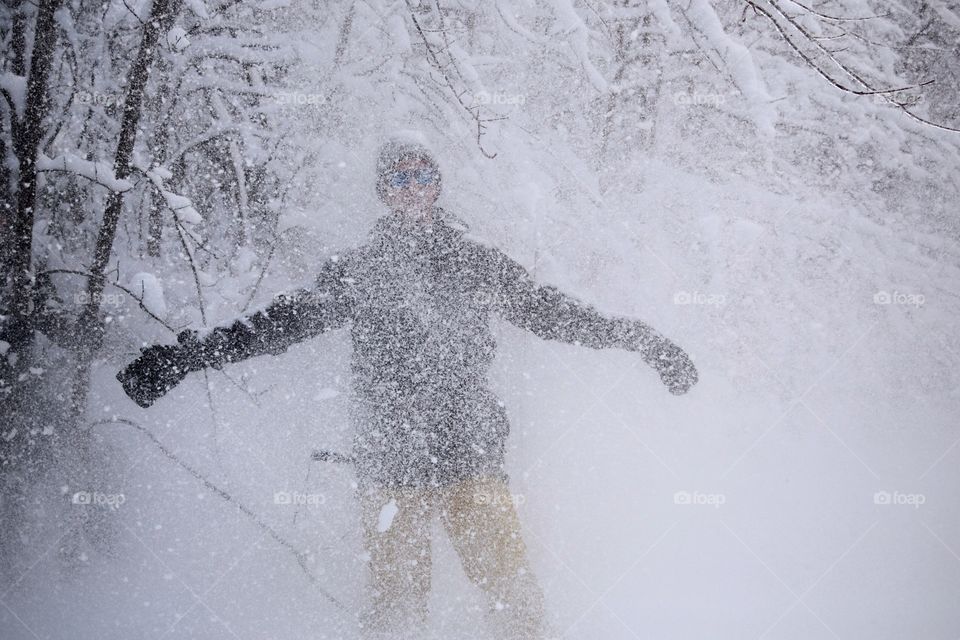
[375,130,442,201]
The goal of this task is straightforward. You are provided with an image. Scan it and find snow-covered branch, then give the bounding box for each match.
[36,153,134,191]
[136,162,203,225]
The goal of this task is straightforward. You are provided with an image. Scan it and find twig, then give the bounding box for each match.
[409,9,500,158]
[172,213,208,325]
[747,0,960,132]
[241,233,280,312]
[39,268,178,332]
[120,0,147,25]
[90,417,350,613]
[782,0,889,23]
[185,0,244,36]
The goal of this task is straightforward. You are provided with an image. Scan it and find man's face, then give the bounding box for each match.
[382,157,440,216]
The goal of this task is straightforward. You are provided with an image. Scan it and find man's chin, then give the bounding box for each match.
[395,204,436,219]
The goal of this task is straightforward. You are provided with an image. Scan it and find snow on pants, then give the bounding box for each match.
[359,476,545,639]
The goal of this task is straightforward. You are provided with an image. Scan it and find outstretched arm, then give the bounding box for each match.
[117,258,353,407]
[190,259,351,366]
[491,250,698,394]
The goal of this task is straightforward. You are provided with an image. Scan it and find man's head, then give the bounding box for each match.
[376,135,442,218]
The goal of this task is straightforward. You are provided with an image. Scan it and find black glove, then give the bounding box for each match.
[648,339,698,395]
[116,330,210,408]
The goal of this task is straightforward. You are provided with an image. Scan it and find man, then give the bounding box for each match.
[117,134,698,639]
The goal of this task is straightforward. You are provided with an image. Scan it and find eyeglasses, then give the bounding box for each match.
[389,168,438,188]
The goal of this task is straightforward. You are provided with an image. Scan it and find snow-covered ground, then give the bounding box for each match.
[4,155,958,639]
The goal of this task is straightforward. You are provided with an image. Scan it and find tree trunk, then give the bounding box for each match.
[0,0,63,398]
[145,0,182,257]
[71,0,175,415]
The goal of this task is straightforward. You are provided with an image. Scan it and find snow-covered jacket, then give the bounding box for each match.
[199,210,695,487]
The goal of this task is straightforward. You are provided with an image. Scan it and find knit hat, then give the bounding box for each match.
[375,130,442,202]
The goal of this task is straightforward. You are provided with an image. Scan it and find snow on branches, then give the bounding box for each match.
[37,153,134,192]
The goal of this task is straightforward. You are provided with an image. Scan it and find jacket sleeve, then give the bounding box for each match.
[194,257,353,367]
[490,249,668,359]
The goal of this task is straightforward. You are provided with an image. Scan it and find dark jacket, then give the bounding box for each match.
[194,210,696,487]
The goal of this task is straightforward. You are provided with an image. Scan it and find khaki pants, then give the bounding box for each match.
[359,477,545,639]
